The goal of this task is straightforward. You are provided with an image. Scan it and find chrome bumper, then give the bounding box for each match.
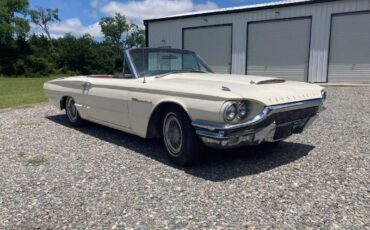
[192,99,324,149]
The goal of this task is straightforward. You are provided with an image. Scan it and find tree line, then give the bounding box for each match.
[0,0,145,77]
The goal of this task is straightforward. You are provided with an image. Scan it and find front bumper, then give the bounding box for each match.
[192,99,324,149]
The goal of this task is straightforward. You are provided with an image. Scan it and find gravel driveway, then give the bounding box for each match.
[0,87,369,229]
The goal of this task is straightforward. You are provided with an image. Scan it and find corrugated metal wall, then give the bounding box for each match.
[147,0,370,83]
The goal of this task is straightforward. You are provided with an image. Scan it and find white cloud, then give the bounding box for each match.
[43,18,103,38]
[83,9,99,19]
[193,1,218,12]
[101,0,218,25]
[91,0,99,8]
[90,0,111,9]
[30,0,218,39]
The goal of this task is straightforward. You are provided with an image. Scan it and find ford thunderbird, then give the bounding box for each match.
[44,48,326,165]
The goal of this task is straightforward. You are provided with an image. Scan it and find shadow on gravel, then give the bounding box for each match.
[47,115,315,182]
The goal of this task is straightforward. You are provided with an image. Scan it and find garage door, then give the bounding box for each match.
[247,18,311,81]
[328,12,370,83]
[183,25,232,74]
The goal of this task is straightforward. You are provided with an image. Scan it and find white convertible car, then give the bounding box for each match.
[44,48,326,165]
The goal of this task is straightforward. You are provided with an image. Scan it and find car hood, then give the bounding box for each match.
[149,73,323,105]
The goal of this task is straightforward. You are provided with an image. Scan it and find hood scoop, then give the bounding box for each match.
[250,79,286,85]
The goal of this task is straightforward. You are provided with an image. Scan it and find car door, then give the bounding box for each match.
[82,77,131,129]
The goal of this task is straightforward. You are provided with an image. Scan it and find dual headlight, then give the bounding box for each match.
[223,101,249,123]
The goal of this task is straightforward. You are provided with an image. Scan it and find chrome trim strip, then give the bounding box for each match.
[192,98,323,131]
[196,130,227,139]
[196,128,256,139]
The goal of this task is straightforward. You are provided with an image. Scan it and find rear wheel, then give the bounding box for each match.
[65,97,84,126]
[161,107,204,166]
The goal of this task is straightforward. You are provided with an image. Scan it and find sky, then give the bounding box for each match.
[29,0,282,38]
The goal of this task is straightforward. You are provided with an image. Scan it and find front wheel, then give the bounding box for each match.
[65,96,84,126]
[161,107,204,166]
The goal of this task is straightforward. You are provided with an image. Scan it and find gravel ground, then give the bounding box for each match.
[0,87,369,229]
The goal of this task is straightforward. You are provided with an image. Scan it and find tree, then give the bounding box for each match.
[0,0,29,43]
[0,5,145,76]
[0,0,30,76]
[29,8,60,40]
[125,24,145,48]
[99,13,129,46]
[55,33,117,75]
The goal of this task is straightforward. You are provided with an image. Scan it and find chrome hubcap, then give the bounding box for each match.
[163,113,183,156]
[66,97,78,122]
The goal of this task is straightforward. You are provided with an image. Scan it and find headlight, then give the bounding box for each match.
[237,102,249,119]
[223,101,250,123]
[321,90,327,101]
[223,102,237,122]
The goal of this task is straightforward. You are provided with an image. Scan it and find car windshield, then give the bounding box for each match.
[128,48,214,78]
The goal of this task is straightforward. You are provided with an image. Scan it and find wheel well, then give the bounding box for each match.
[60,96,68,110]
[146,102,189,138]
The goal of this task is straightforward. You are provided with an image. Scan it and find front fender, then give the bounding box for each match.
[152,98,191,118]
[128,90,224,138]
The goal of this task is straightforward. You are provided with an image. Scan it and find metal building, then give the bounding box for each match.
[144,0,370,83]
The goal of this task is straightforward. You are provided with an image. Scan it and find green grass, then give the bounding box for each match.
[0,77,57,109]
[26,156,49,166]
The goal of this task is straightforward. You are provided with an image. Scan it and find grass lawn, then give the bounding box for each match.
[0,77,57,109]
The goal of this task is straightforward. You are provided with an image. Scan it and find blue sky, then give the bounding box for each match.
[29,0,281,38]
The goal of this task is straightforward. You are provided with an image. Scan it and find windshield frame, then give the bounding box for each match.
[124,48,214,78]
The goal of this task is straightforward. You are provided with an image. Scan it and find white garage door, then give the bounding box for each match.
[247,18,311,81]
[183,25,232,74]
[328,12,370,83]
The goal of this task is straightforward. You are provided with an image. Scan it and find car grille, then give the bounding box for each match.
[269,106,319,125]
[224,106,319,137]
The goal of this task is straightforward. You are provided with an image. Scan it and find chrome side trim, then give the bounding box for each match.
[131,98,153,104]
[192,98,323,131]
